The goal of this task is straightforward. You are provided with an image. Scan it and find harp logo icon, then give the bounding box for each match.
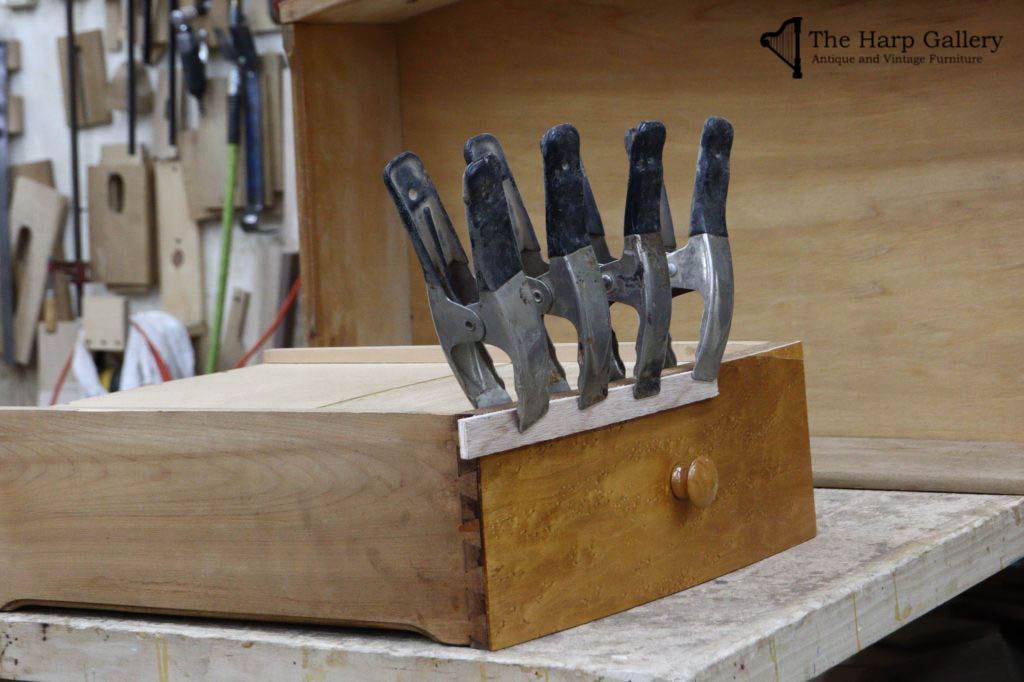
[761,17,803,78]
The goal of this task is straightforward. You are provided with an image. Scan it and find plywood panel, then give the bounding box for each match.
[36,321,81,406]
[385,0,1024,441]
[57,30,111,128]
[288,23,410,346]
[478,345,816,649]
[154,160,205,331]
[6,178,68,364]
[178,78,232,220]
[12,160,73,322]
[87,161,155,287]
[82,294,127,352]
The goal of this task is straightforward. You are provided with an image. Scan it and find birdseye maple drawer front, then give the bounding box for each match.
[474,347,816,649]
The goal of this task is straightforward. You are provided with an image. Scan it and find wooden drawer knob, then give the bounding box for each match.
[670,457,719,508]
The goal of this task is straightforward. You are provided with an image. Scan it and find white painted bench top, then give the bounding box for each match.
[1,489,1022,681]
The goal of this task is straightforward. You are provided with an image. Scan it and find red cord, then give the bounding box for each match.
[48,341,77,406]
[130,321,172,382]
[234,276,302,369]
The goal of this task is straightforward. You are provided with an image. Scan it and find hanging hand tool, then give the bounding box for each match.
[0,39,13,363]
[167,0,178,145]
[463,134,569,397]
[170,0,210,111]
[206,0,267,373]
[127,0,136,154]
[217,0,264,231]
[142,0,153,64]
[64,0,85,315]
[205,66,241,374]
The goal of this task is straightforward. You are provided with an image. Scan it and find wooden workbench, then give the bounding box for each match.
[2,488,1021,681]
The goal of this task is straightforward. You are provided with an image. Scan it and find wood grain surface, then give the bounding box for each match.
[262,340,773,364]
[0,410,481,645]
[288,23,411,346]
[69,340,777,416]
[287,0,1024,443]
[812,436,1024,494]
[478,344,816,649]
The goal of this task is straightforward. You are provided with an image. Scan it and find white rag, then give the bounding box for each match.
[119,310,196,390]
[56,311,195,402]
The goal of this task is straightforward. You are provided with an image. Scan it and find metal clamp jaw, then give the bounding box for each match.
[463,155,560,430]
[463,134,570,397]
[534,124,615,408]
[383,153,510,411]
[667,233,733,381]
[465,129,619,410]
[595,121,674,398]
[664,116,736,382]
[385,152,557,431]
[384,116,737,431]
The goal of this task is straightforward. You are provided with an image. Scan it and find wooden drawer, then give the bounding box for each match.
[0,342,814,649]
